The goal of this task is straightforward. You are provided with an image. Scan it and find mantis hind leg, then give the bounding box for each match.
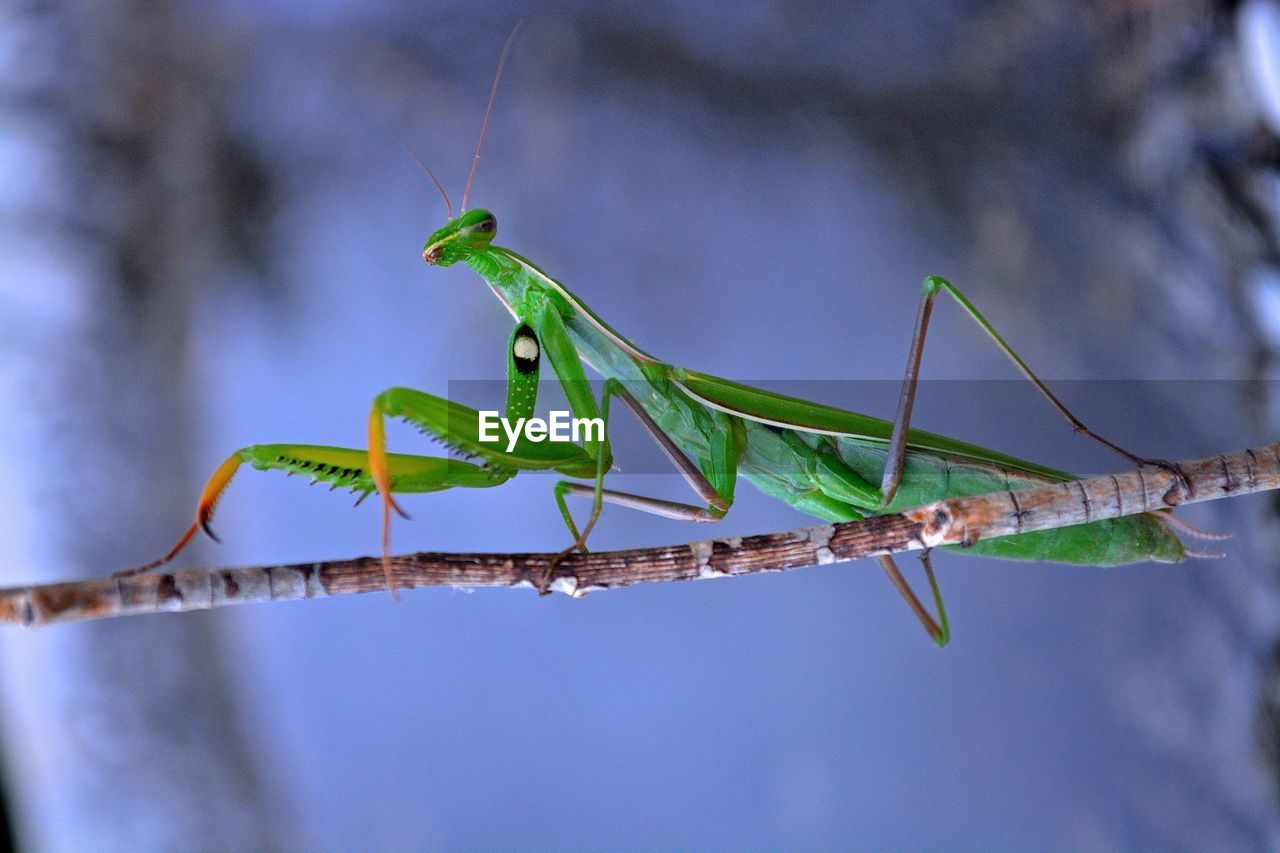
[123,444,502,576]
[880,275,1187,507]
[878,551,950,647]
[774,431,950,645]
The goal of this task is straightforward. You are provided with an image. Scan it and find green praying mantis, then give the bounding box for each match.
[132,29,1197,646]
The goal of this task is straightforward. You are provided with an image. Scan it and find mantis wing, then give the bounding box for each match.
[671,368,1074,483]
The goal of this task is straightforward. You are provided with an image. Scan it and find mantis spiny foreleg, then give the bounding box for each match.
[366,319,597,593]
[122,446,501,576]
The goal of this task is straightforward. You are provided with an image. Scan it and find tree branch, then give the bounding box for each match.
[3,443,1276,627]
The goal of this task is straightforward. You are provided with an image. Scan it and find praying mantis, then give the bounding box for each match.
[133,29,1194,646]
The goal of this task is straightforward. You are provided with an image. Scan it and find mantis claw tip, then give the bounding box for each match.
[199,518,221,544]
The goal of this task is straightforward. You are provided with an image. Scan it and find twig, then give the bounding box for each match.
[2,443,1276,627]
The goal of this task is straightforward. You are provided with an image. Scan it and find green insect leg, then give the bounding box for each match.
[879,275,1188,507]
[542,379,742,590]
[125,444,501,577]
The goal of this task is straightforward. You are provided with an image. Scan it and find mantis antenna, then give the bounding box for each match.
[460,19,524,212]
[400,140,453,218]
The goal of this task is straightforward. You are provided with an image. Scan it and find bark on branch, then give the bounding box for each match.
[3,443,1276,627]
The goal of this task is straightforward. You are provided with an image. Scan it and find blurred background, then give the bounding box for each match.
[3,0,1280,847]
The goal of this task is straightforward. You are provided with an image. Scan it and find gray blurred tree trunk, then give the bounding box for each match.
[0,1,275,848]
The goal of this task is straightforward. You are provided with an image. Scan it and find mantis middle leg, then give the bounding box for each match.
[551,379,737,547]
[550,384,950,643]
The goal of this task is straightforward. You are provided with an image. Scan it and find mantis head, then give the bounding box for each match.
[423,209,497,266]
[414,23,521,270]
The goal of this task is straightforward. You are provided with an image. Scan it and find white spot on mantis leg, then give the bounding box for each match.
[513,334,539,361]
[796,524,837,565]
[721,536,743,550]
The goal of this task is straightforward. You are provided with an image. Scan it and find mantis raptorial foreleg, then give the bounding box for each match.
[119,445,502,576]
[140,322,596,589]
[878,275,1187,507]
[529,294,606,461]
[366,320,599,591]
